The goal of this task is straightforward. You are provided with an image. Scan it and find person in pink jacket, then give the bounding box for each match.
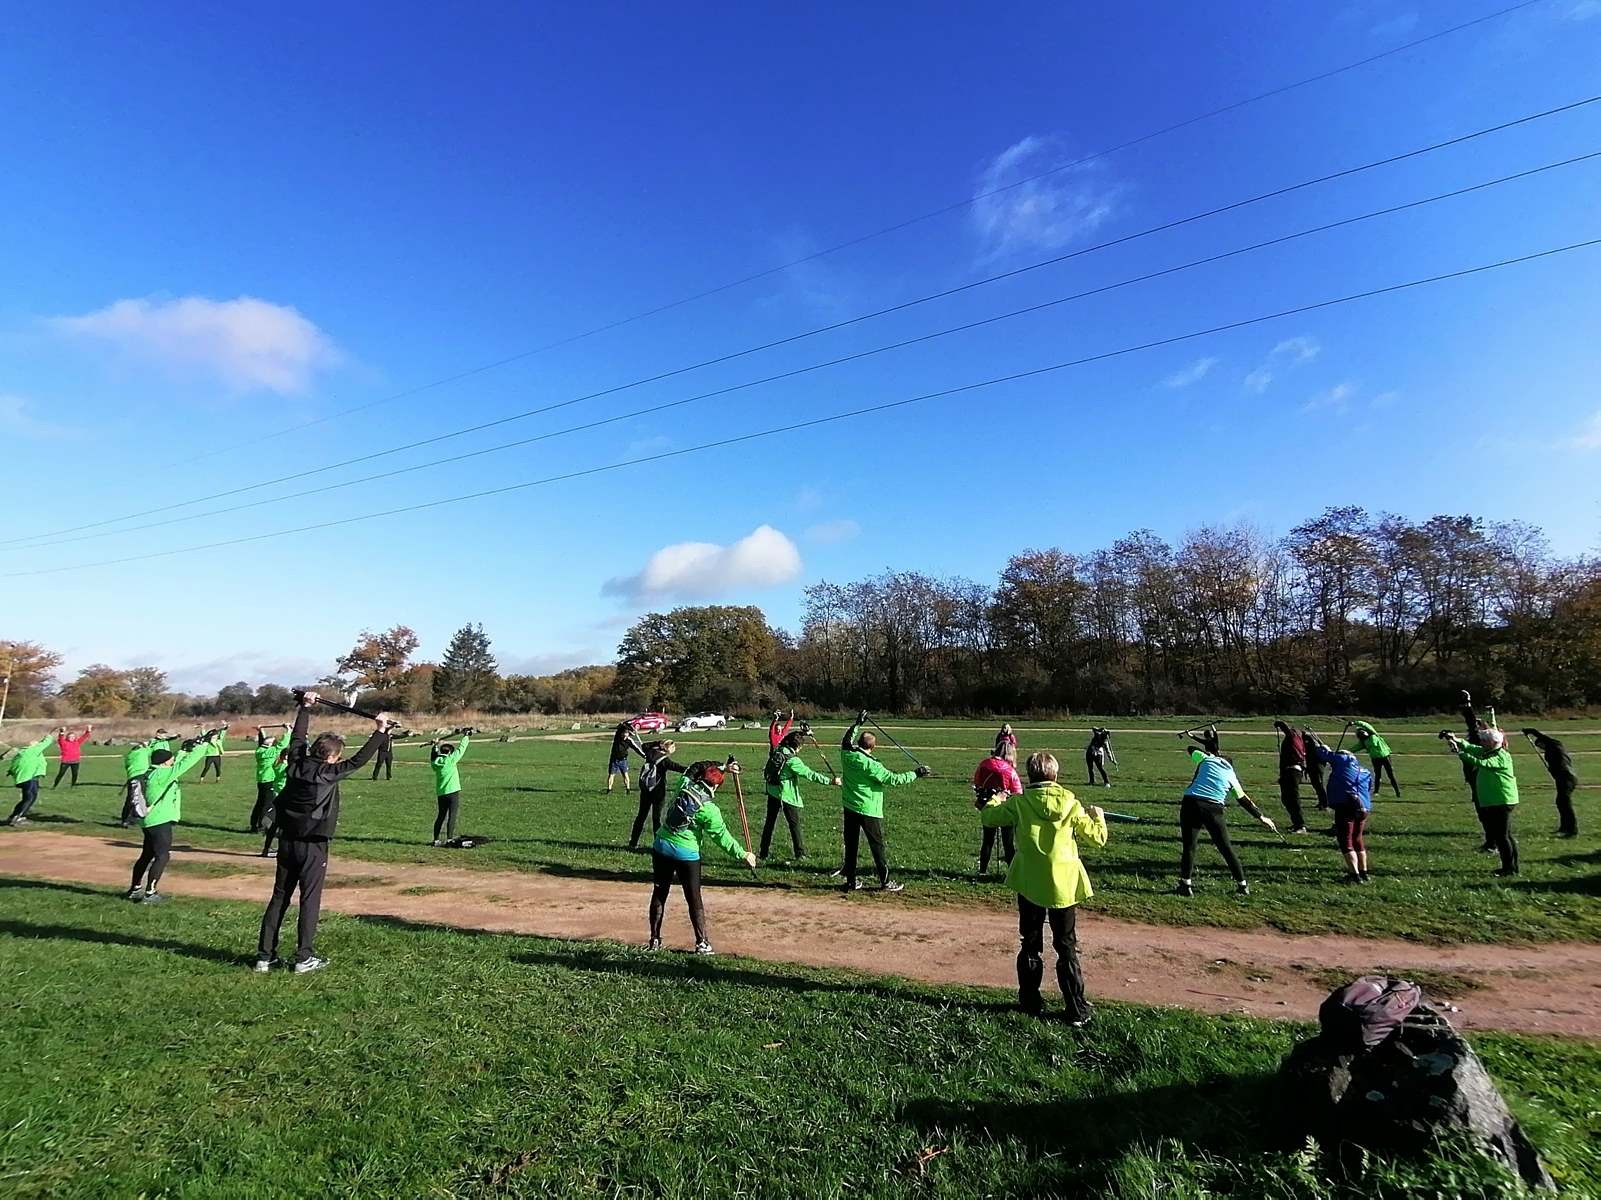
[52,725,93,788]
[973,743,1023,875]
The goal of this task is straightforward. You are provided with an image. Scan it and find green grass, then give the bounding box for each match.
[12,716,1599,943]
[2,880,1595,1198]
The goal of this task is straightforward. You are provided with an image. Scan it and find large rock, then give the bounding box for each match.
[1281,1002,1554,1190]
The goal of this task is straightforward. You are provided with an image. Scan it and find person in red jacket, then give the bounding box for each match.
[973,743,1023,875]
[52,725,93,788]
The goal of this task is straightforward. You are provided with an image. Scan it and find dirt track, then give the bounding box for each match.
[4,831,1599,1039]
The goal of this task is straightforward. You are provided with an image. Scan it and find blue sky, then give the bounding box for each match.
[3,1,1600,693]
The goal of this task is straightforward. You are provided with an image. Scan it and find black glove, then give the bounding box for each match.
[1438,729,1453,740]
[915,765,932,778]
[857,709,869,725]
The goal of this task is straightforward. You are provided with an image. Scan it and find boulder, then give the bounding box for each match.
[1281,1003,1553,1190]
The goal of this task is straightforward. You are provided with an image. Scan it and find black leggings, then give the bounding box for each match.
[53,761,80,787]
[1086,750,1109,786]
[200,756,222,780]
[980,823,1015,872]
[8,780,40,822]
[433,792,461,842]
[1371,755,1400,797]
[371,744,393,781]
[629,792,665,848]
[760,796,805,858]
[1480,805,1519,874]
[130,821,175,892]
[843,810,888,886]
[1278,769,1305,829]
[1179,796,1245,882]
[649,853,706,944]
[1555,777,1578,837]
[1017,897,1090,1020]
[1307,767,1328,809]
[250,782,276,832]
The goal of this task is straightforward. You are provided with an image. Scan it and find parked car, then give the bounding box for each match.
[677,712,728,732]
[627,712,670,733]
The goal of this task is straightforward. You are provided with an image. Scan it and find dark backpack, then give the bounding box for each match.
[1319,975,1422,1052]
[763,744,794,790]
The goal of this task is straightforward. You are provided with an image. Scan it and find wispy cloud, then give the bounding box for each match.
[1302,381,1358,414]
[1567,409,1601,451]
[971,136,1122,260]
[50,295,341,394]
[602,524,803,602]
[793,486,825,513]
[1162,356,1219,389]
[624,433,672,458]
[1567,0,1600,21]
[1244,335,1320,393]
[804,518,860,545]
[0,393,67,439]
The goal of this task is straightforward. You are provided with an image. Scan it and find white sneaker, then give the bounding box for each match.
[293,955,328,974]
[693,941,715,956]
[252,959,274,973]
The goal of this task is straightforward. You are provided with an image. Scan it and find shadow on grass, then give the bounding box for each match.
[0,914,244,967]
[1511,874,1601,896]
[0,878,109,898]
[7,813,84,825]
[902,1071,1292,1187]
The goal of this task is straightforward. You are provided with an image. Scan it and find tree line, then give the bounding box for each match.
[8,506,1598,719]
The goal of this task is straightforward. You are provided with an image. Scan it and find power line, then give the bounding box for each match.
[168,0,1549,463]
[32,149,1601,547]
[19,90,1596,548]
[14,235,1596,579]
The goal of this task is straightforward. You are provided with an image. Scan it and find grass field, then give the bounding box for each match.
[2,881,1597,1198]
[9,716,1596,945]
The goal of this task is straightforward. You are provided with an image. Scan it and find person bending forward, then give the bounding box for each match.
[1175,747,1276,896]
[648,760,756,954]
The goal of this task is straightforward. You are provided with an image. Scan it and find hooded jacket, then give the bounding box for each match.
[1456,744,1519,808]
[6,735,53,784]
[980,780,1108,909]
[273,705,387,840]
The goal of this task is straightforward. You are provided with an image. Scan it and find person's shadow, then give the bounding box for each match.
[0,881,245,965]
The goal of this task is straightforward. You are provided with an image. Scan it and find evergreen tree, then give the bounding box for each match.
[433,623,499,710]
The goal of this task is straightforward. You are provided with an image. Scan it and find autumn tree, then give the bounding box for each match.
[58,664,134,716]
[433,624,498,711]
[336,626,420,696]
[0,640,63,718]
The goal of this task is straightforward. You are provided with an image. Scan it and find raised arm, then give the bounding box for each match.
[1070,800,1110,848]
[842,711,866,754]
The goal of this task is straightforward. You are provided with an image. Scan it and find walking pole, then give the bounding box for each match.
[730,766,759,878]
[1335,720,1353,752]
[1101,810,1142,824]
[808,734,837,778]
[866,717,929,773]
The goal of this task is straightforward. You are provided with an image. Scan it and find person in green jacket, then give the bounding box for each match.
[1446,726,1520,876]
[759,728,838,861]
[119,732,173,826]
[250,724,292,833]
[5,730,59,825]
[649,759,757,954]
[198,722,225,782]
[126,727,224,902]
[980,751,1109,1023]
[429,730,472,845]
[259,741,291,858]
[1351,720,1400,797]
[838,711,930,893]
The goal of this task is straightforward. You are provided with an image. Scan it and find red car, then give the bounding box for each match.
[627,712,670,733]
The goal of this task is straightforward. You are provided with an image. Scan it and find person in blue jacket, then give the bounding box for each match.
[1306,732,1374,883]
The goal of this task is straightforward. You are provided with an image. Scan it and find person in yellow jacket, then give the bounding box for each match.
[979,750,1109,1025]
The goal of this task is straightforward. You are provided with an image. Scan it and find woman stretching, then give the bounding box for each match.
[629,740,686,849]
[648,758,756,955]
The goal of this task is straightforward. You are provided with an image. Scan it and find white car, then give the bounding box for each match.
[677,712,728,731]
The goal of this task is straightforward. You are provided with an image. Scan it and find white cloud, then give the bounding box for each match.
[1567,409,1601,451]
[1162,356,1219,389]
[1568,0,1600,20]
[793,486,825,513]
[971,136,1122,260]
[624,433,672,458]
[50,295,341,394]
[1243,335,1320,393]
[0,393,66,438]
[805,518,860,545]
[602,524,802,602]
[96,651,330,696]
[1302,382,1358,415]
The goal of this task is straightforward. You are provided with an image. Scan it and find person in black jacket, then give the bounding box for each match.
[370,732,395,781]
[628,740,685,849]
[254,691,390,974]
[1273,720,1309,833]
[605,721,646,794]
[1523,728,1580,837]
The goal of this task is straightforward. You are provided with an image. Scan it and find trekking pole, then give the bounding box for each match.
[1335,720,1353,752]
[808,734,837,778]
[730,766,759,879]
[1101,810,1141,824]
[866,717,929,773]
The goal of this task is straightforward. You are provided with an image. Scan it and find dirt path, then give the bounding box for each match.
[5,831,1599,1039]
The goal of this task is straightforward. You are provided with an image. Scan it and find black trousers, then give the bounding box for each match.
[1179,796,1245,882]
[1307,768,1328,809]
[371,743,393,781]
[1372,755,1400,797]
[649,852,706,944]
[261,817,281,856]
[843,810,889,886]
[1017,897,1090,1020]
[1480,805,1519,874]
[760,796,806,858]
[8,779,40,822]
[433,792,461,842]
[1278,769,1305,830]
[200,755,222,780]
[130,821,175,891]
[1555,776,1578,836]
[53,761,80,787]
[629,792,665,848]
[249,782,276,832]
[257,837,330,963]
[980,824,1015,872]
[1086,750,1109,786]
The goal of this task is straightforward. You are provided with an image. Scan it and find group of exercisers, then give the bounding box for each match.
[0,695,1584,1015]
